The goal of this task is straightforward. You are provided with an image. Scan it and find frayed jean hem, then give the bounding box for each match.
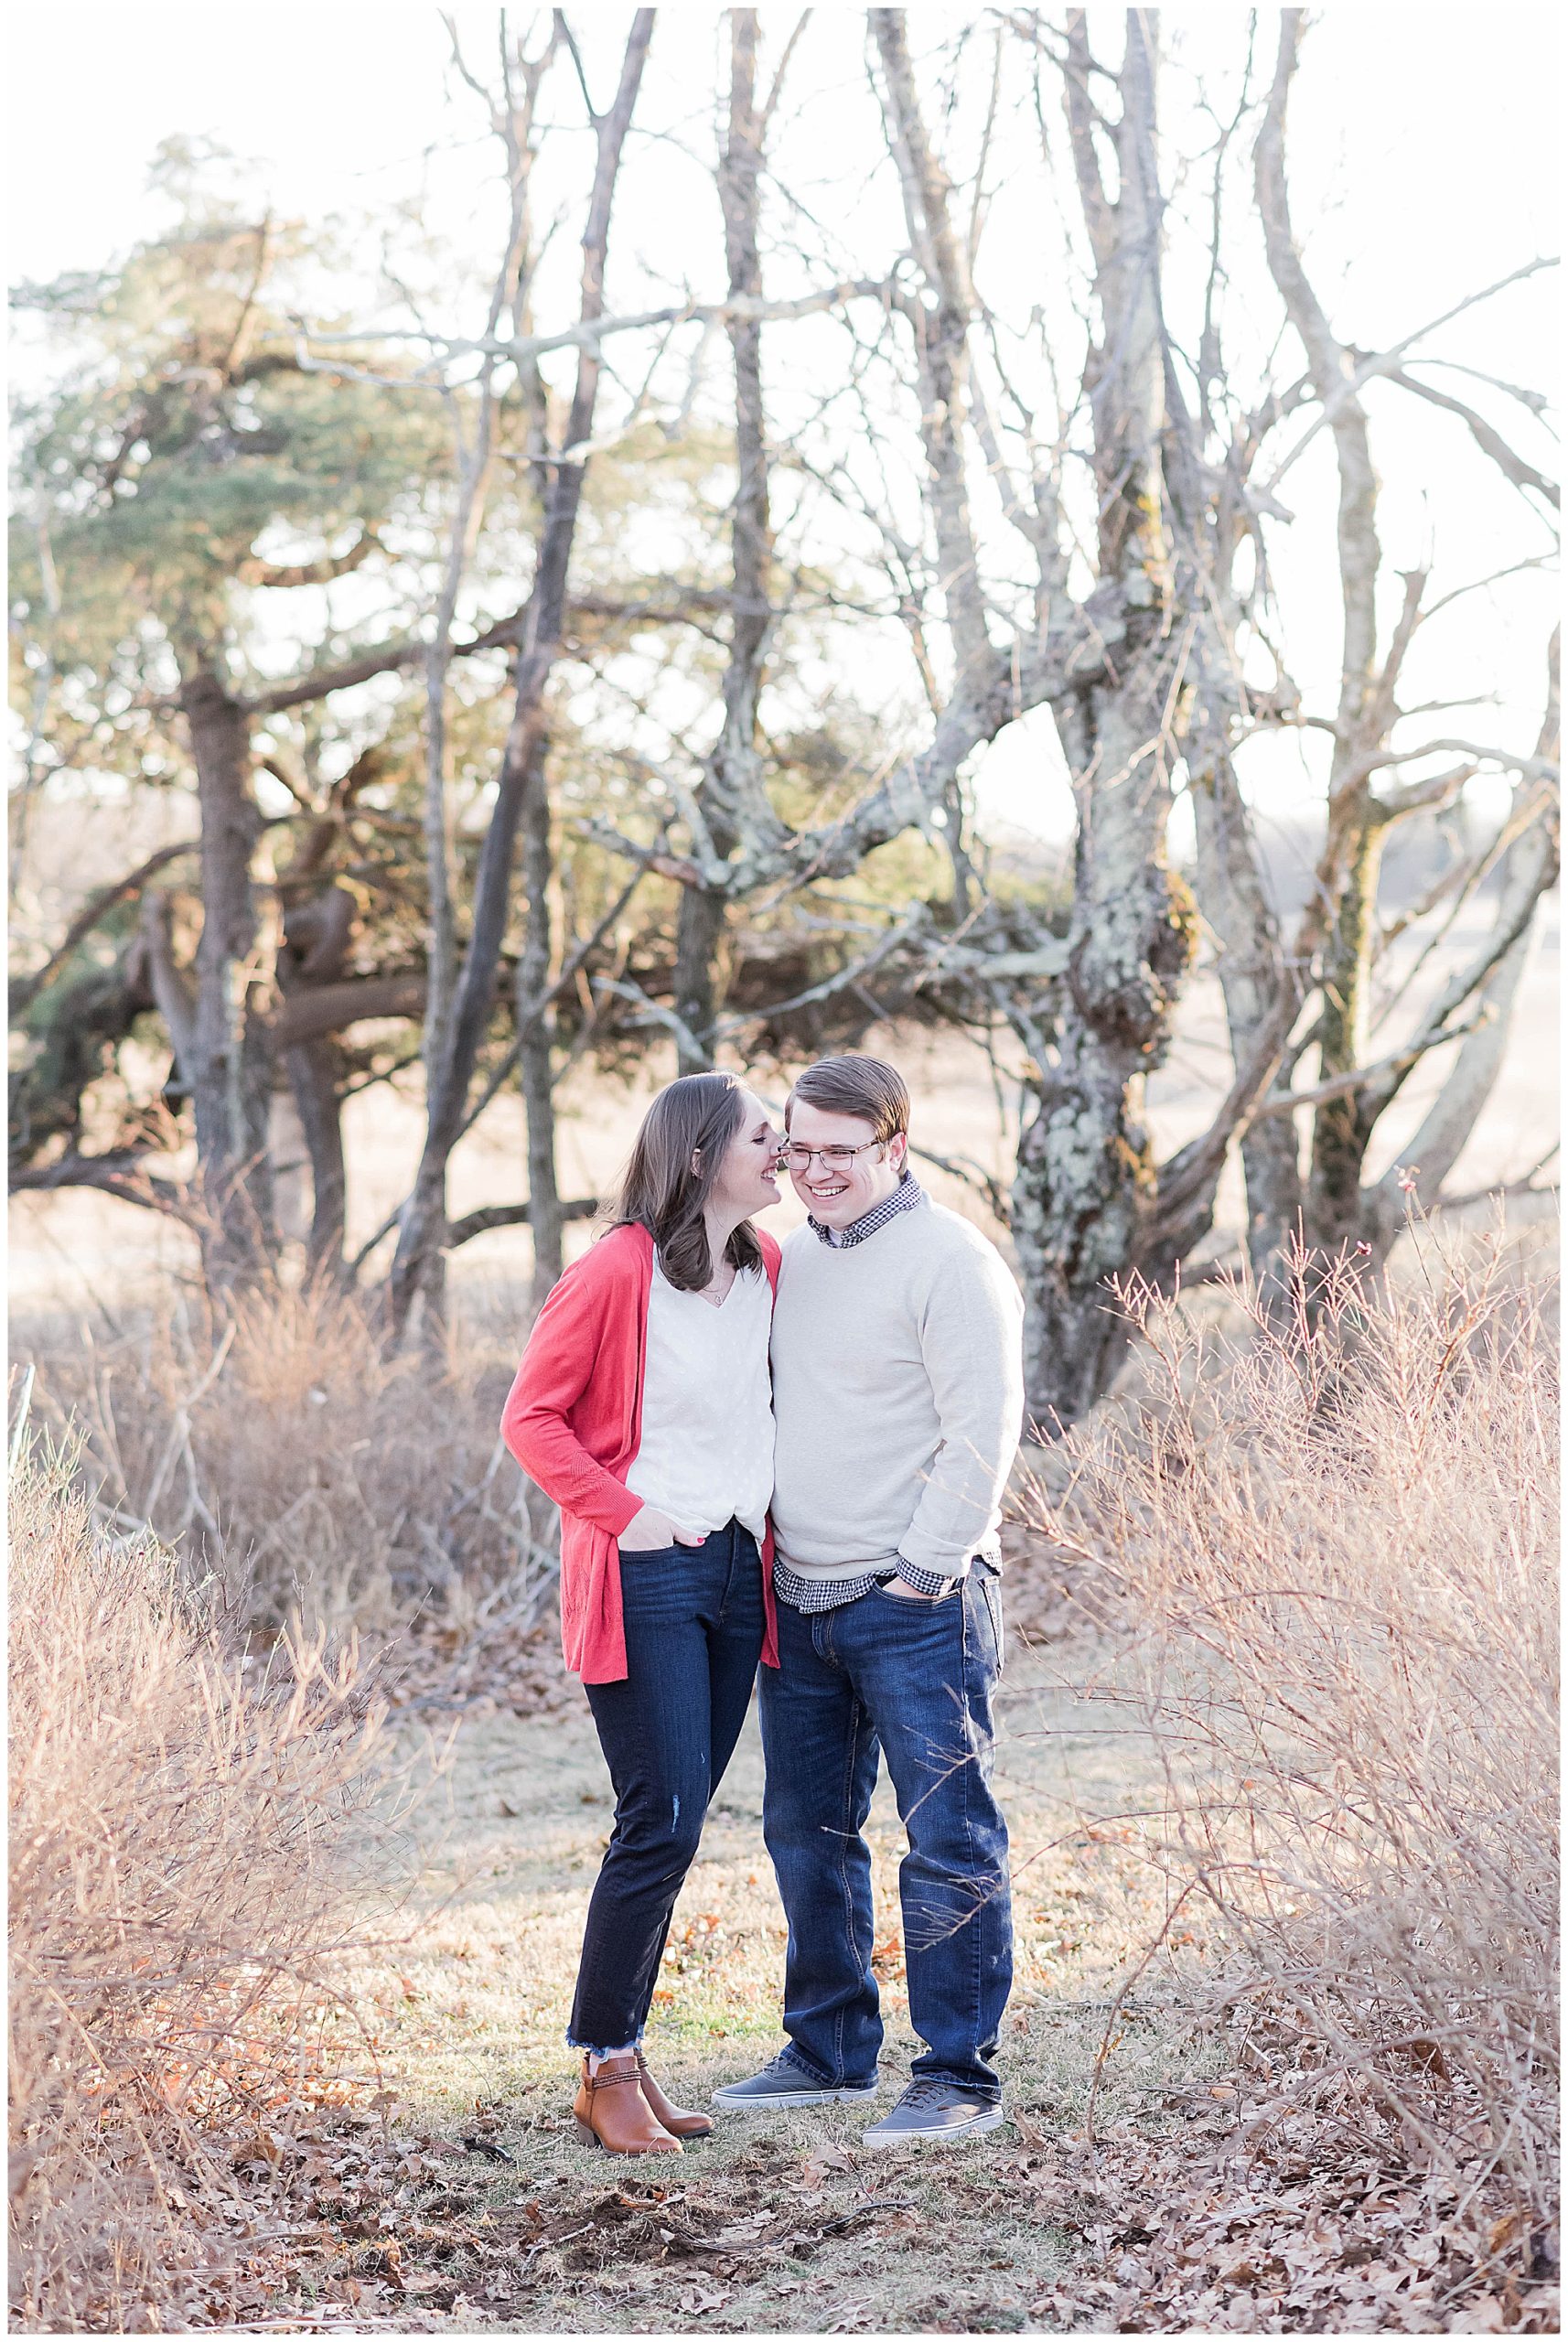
[564,2030,643,2059]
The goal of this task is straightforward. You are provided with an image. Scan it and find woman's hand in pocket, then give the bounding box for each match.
[618,1504,703,1552]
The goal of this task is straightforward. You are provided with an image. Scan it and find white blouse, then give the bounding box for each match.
[623,1257,774,1546]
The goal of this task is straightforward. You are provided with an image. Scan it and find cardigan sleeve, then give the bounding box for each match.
[499,1258,644,1539]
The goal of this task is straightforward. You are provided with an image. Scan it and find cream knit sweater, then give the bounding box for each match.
[768,1201,1026,1582]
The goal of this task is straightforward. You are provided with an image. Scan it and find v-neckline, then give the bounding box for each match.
[656,1255,739,1309]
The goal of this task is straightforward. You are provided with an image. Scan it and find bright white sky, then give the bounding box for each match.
[6,5,1561,284]
[8,5,1562,856]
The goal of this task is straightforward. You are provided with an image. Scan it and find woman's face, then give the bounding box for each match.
[708,1089,783,1217]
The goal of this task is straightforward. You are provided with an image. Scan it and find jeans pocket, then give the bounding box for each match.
[869,1578,953,1610]
[980,1571,1005,1675]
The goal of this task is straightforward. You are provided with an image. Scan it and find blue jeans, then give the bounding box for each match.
[568,1520,764,2055]
[758,1569,1012,2099]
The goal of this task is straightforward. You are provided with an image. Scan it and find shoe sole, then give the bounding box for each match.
[862,2106,1007,2147]
[573,2115,682,2153]
[712,2084,879,2111]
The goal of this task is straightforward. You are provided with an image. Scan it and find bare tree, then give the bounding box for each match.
[13,9,1554,1411]
[1234,10,1560,1274]
[586,12,1111,1057]
[671,9,779,1069]
[154,543,408,1291]
[880,9,1556,1423]
[388,9,655,1333]
[408,16,556,1330]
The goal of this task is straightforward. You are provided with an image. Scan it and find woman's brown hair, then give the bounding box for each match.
[612,1071,765,1293]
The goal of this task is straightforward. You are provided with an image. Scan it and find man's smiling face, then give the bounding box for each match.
[784,1098,906,1231]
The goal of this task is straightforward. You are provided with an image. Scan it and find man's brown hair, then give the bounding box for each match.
[786,1054,909,1142]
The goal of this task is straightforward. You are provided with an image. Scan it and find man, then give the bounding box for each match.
[715,1054,1024,2145]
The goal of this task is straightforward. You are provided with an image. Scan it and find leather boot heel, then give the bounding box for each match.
[574,2115,601,2146]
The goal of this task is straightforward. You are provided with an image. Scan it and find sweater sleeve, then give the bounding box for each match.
[499,1262,644,1538]
[898,1239,1026,1578]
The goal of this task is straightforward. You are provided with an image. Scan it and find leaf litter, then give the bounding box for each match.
[169,2059,1557,2334]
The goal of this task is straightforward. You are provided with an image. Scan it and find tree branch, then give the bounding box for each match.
[1377,364,1558,509]
[446,1195,597,1249]
[269,972,426,1049]
[1250,1008,1495,1121]
[11,840,197,1015]
[1261,256,1558,495]
[593,975,711,1065]
[237,526,382,591]
[8,1150,196,1222]
[295,281,893,371]
[239,588,725,715]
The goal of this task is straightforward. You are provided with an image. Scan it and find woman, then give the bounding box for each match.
[500,1071,783,2155]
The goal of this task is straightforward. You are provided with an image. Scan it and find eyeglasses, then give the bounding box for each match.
[781,1139,886,1171]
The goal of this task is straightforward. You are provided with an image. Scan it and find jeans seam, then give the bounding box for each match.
[961,1583,983,2090]
[830,1619,857,2087]
[908,1585,994,2096]
[832,1629,870,2089]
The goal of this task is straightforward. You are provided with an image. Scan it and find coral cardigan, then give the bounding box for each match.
[499,1220,782,1685]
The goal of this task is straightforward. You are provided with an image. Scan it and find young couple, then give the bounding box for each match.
[500,1053,1024,2156]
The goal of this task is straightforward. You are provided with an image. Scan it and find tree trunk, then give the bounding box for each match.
[1009,12,1195,1431]
[671,10,773,1069]
[179,661,275,1291]
[274,885,353,1283]
[1258,12,1386,1269]
[1013,664,1195,1429]
[672,886,726,1071]
[1362,639,1562,1256]
[387,13,653,1334]
[1188,748,1305,1285]
[283,1038,347,1281]
[1304,811,1385,1251]
[517,738,563,1302]
[414,50,545,1338]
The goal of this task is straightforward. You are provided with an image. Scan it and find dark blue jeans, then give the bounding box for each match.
[758,1569,1011,2099]
[568,1520,764,2055]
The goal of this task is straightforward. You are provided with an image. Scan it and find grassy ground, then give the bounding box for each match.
[330,1622,1218,2334]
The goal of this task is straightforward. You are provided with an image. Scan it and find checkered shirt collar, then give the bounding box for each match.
[809,1167,927,1249]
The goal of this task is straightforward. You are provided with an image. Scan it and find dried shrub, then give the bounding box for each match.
[16,1273,554,1640]
[1034,1224,1560,2228]
[7,1449,389,2330]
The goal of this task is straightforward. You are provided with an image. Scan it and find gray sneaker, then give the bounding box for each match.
[713,2053,879,2111]
[862,2079,1004,2146]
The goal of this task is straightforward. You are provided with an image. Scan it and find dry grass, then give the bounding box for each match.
[15,1273,548,1642]
[307,1638,1206,2332]
[1033,1219,1560,2245]
[6,1444,392,2331]
[9,1166,1560,2326]
[307,1591,1562,2333]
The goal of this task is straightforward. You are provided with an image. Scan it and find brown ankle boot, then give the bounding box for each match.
[637,2053,713,2139]
[572,2056,682,2155]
